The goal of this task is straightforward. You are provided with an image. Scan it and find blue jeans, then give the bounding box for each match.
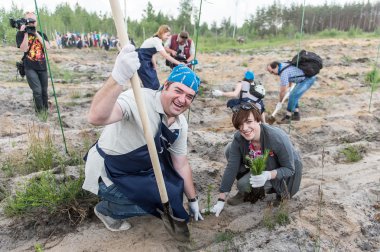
[287,76,316,112]
[97,181,149,220]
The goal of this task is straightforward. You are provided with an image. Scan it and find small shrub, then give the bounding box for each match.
[4,171,93,225]
[340,145,363,162]
[366,68,380,91]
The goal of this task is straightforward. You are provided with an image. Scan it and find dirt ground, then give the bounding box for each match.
[0,38,380,251]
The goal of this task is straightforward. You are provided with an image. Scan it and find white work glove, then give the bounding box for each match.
[111,44,140,85]
[212,89,224,97]
[210,200,225,217]
[189,200,204,221]
[249,171,271,188]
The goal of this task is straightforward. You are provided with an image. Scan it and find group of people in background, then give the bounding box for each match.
[54,31,117,50]
[15,15,316,238]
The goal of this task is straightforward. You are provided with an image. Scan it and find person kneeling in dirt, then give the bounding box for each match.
[83,45,203,232]
[206,102,302,217]
[212,71,267,123]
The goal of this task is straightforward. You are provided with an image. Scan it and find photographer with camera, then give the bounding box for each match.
[164,31,195,69]
[15,11,50,113]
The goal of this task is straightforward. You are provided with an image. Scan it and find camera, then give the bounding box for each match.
[9,18,36,32]
[175,49,187,62]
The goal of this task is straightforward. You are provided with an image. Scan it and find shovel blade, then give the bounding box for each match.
[157,203,190,242]
[266,115,276,125]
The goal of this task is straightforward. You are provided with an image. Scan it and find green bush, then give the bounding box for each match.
[4,171,88,217]
[340,146,363,163]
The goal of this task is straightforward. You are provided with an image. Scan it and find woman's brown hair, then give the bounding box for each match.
[154,25,171,39]
[232,105,262,129]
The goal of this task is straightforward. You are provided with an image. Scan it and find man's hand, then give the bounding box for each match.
[212,90,224,97]
[189,200,204,221]
[111,44,140,85]
[275,102,283,111]
[249,171,271,188]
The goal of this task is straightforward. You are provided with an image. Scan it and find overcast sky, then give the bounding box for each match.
[2,0,370,27]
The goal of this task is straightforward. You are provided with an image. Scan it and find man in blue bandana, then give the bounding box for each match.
[83,45,203,232]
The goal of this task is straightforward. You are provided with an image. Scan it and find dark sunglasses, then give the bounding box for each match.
[180,36,188,39]
[231,102,259,113]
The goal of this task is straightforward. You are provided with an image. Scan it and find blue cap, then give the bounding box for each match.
[167,65,201,93]
[244,71,254,81]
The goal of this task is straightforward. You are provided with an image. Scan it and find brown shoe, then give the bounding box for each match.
[277,115,291,124]
[227,192,245,206]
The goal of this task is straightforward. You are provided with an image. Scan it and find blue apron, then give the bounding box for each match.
[96,117,189,222]
[137,47,160,90]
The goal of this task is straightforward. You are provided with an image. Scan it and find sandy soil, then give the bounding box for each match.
[0,38,379,251]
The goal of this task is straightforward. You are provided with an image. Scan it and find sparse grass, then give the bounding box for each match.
[36,109,49,122]
[275,201,290,225]
[340,145,363,162]
[341,55,353,65]
[215,230,234,243]
[263,207,275,230]
[69,90,82,99]
[1,158,16,177]
[25,126,63,174]
[262,200,290,230]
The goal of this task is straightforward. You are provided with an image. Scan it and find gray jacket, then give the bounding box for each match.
[219,124,302,197]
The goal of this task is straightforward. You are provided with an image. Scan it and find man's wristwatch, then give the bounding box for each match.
[188,196,198,202]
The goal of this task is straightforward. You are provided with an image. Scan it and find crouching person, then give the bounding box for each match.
[83,45,203,232]
[206,102,302,217]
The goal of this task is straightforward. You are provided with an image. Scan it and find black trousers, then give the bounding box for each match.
[25,68,48,112]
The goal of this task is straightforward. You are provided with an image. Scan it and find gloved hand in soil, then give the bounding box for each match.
[249,171,271,188]
[212,90,224,97]
[112,44,140,85]
[210,200,225,217]
[189,200,204,221]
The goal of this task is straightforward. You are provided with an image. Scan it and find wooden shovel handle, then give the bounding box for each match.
[271,84,295,117]
[109,0,168,203]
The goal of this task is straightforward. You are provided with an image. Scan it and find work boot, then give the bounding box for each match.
[94,206,131,232]
[278,115,291,124]
[291,112,301,121]
[227,192,245,206]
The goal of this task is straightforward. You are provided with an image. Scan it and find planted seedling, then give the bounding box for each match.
[203,184,214,215]
[244,149,269,204]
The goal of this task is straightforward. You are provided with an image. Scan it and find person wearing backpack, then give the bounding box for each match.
[212,71,267,123]
[267,61,317,124]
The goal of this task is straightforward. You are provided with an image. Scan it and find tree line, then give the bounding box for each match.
[1,0,379,46]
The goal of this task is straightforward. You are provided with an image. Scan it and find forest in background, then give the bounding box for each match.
[0,0,380,46]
